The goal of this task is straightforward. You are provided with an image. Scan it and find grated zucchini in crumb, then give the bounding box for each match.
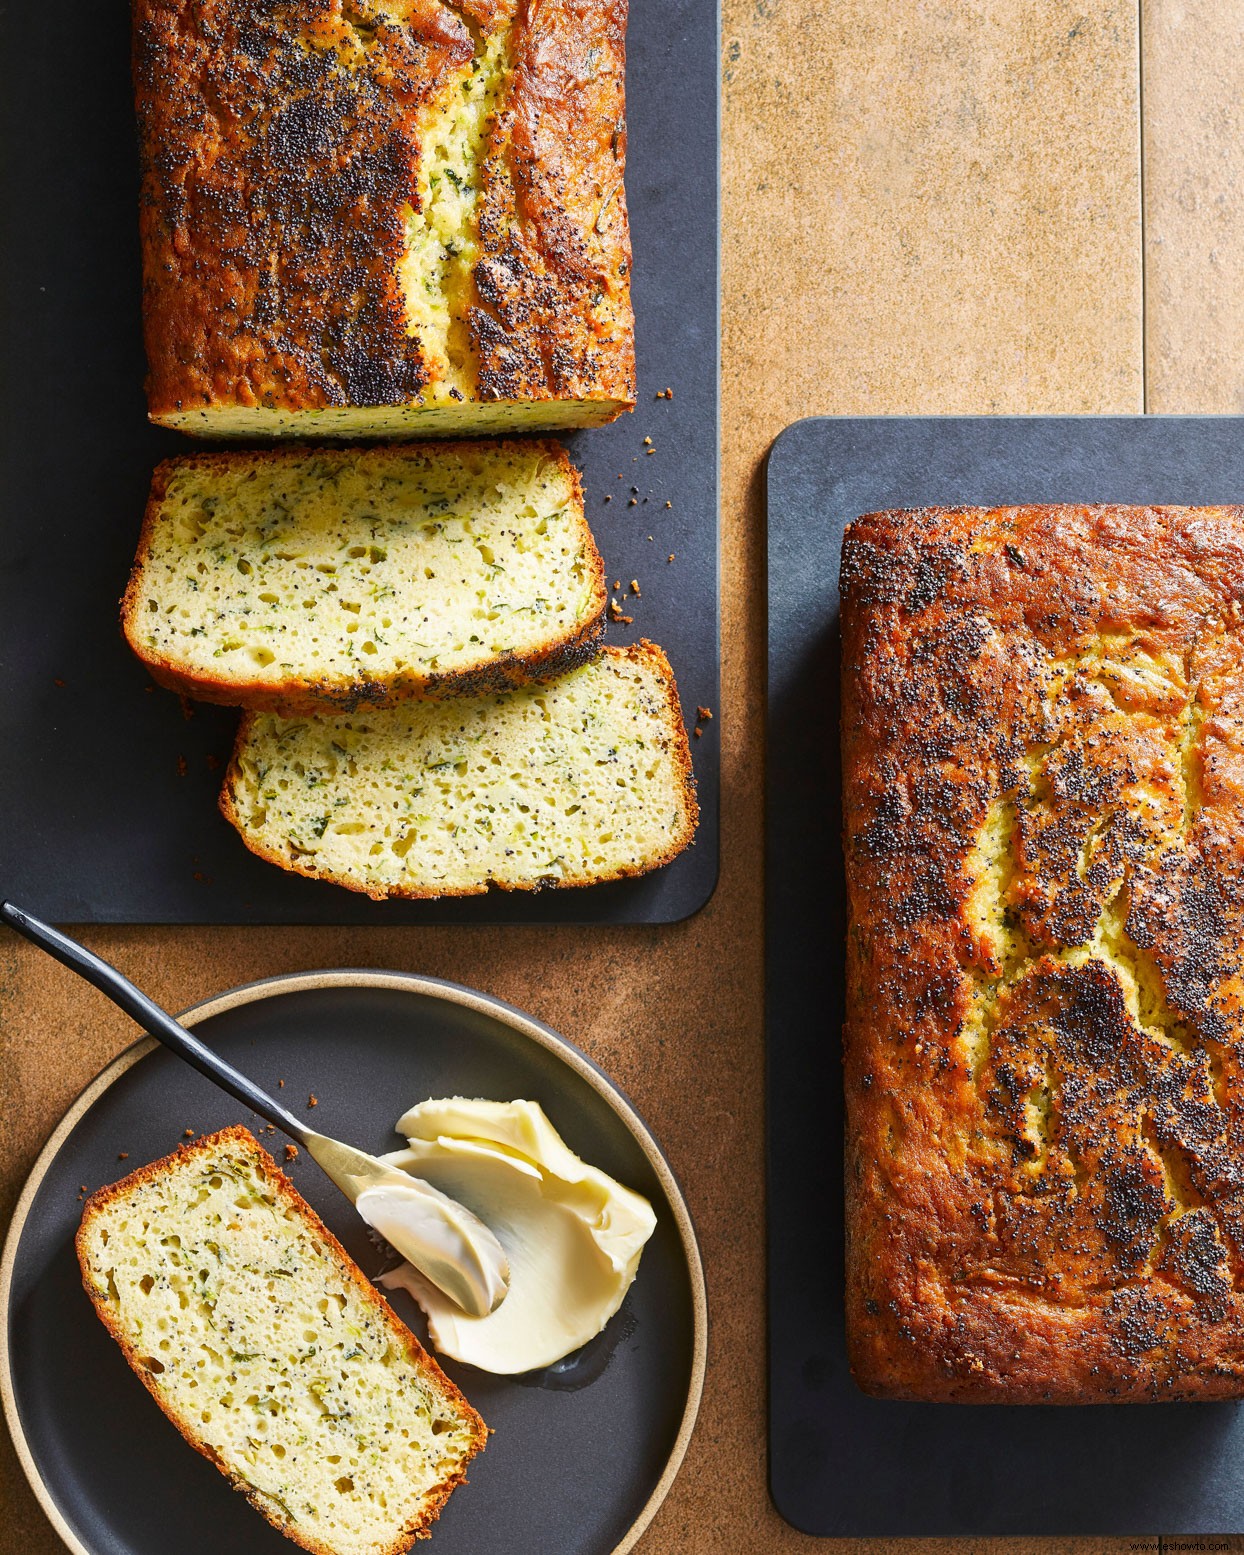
[77,1129,483,1555]
[125,442,604,711]
[220,643,698,899]
[157,397,630,441]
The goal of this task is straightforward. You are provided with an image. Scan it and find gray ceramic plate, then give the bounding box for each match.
[1,972,706,1555]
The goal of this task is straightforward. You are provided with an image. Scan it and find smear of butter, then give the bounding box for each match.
[354,1178,509,1317]
[377,1098,657,1373]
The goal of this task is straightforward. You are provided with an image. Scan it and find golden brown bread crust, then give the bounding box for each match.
[119,441,609,714]
[133,0,634,422]
[217,639,699,899]
[77,1125,486,1555]
[841,505,1244,1403]
[471,0,631,404]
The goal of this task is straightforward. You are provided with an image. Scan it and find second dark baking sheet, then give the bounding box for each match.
[767,415,1244,1538]
[0,0,719,926]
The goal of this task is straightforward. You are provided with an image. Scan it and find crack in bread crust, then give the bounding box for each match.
[842,504,1244,1402]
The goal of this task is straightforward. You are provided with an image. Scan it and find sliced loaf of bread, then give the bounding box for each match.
[219,642,698,899]
[122,442,605,714]
[77,1126,485,1555]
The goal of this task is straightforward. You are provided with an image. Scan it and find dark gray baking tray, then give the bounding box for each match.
[766,415,1244,1538]
[0,0,719,925]
[2,973,704,1555]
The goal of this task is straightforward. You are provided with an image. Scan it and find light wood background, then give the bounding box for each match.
[4,2,1244,1551]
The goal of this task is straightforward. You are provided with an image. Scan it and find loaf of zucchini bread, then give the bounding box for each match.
[133,0,635,437]
[77,1126,485,1555]
[842,504,1244,1403]
[122,441,606,712]
[220,641,697,898]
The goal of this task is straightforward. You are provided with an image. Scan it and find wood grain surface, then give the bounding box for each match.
[2,1,1236,1552]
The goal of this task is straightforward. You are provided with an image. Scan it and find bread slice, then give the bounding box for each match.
[76,1126,485,1555]
[219,642,698,899]
[121,442,606,714]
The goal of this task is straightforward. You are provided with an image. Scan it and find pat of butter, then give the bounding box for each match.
[378,1098,656,1373]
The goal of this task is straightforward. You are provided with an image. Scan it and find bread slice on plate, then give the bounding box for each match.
[219,641,699,900]
[122,442,606,714]
[76,1126,485,1555]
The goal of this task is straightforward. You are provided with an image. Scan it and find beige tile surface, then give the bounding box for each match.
[1139,4,1244,1550]
[724,0,1142,424]
[0,2,1153,1553]
[1144,0,1244,413]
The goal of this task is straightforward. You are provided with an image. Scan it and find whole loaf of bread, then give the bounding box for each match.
[842,504,1244,1403]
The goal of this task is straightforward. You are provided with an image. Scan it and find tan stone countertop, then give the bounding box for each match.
[5,2,1244,1552]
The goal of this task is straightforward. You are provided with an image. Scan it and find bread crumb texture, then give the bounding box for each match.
[77,1127,484,1555]
[220,642,697,898]
[124,442,605,711]
[134,0,635,436]
[841,505,1244,1403]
